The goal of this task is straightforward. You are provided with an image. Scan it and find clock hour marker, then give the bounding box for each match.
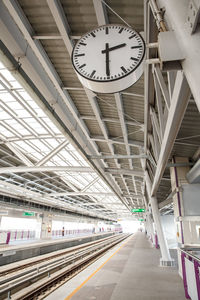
[79,63,86,69]
[131,45,142,49]
[121,66,127,73]
[118,28,124,34]
[80,42,87,46]
[129,34,136,39]
[131,57,139,61]
[105,27,109,34]
[75,53,85,57]
[91,32,96,37]
[90,70,96,78]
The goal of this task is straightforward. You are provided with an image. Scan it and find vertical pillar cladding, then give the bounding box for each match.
[41,213,53,239]
[145,171,173,265]
[170,157,190,245]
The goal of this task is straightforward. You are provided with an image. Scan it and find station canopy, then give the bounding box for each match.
[0,0,199,221]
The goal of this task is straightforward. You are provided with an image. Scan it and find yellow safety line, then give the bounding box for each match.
[65,235,133,300]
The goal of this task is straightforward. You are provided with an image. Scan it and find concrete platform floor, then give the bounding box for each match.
[45,232,185,300]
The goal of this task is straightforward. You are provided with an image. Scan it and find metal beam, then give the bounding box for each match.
[81,177,99,192]
[0,166,94,174]
[151,71,190,196]
[105,168,144,177]
[49,192,115,197]
[187,158,200,183]
[157,0,200,112]
[89,154,147,160]
[90,136,144,147]
[36,140,69,166]
[46,0,73,54]
[81,202,122,206]
[93,0,108,25]
[5,142,34,167]
[0,180,113,220]
[153,72,164,138]
[154,65,170,110]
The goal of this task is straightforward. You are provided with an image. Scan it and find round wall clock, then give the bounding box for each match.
[72,24,145,94]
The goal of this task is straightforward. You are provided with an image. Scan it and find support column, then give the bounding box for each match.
[40,213,52,239]
[170,157,190,247]
[145,211,155,245]
[145,171,174,266]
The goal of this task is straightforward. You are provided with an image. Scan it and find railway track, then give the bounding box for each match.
[0,234,117,276]
[0,233,130,300]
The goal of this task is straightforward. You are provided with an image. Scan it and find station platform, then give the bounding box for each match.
[0,232,114,266]
[45,232,185,300]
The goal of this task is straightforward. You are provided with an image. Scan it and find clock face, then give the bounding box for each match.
[72,24,145,83]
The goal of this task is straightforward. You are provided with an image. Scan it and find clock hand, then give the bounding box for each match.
[105,43,110,77]
[101,43,126,54]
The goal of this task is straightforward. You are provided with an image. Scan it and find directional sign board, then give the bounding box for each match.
[23,212,35,216]
[131,208,145,213]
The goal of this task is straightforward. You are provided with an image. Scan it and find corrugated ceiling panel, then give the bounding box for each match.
[68,90,95,115]
[84,119,102,135]
[123,95,144,123]
[106,122,122,138]
[61,0,98,34]
[19,0,58,34]
[97,94,119,119]
[107,0,144,32]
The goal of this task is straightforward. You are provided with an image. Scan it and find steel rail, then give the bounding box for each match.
[0,234,115,277]
[0,234,119,285]
[0,234,130,299]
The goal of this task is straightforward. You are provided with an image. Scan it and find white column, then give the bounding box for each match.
[145,171,174,266]
[146,211,155,244]
[40,213,52,239]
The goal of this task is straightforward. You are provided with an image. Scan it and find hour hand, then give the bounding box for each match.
[102,43,126,54]
[105,43,110,77]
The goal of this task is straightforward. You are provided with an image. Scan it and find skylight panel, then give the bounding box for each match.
[16,110,31,118]
[63,176,84,189]
[0,125,14,137]
[23,118,47,134]
[0,69,15,82]
[42,117,60,134]
[15,141,34,153]
[26,99,41,109]
[17,90,32,101]
[59,149,74,161]
[10,80,23,89]
[0,62,126,218]
[0,110,11,120]
[4,121,29,135]
[43,139,61,147]
[71,150,89,166]
[6,101,23,110]
[29,139,50,152]
[0,92,16,102]
[34,108,47,117]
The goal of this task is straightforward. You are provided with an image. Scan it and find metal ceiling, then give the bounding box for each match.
[0,0,199,220]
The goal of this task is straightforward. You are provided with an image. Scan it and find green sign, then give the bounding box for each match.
[139,219,144,221]
[23,212,35,216]
[131,208,145,213]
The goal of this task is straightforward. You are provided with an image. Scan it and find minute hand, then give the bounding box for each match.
[101,43,126,54]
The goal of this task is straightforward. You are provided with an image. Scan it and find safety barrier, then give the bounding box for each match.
[0,232,10,244]
[181,249,200,300]
[0,230,36,244]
